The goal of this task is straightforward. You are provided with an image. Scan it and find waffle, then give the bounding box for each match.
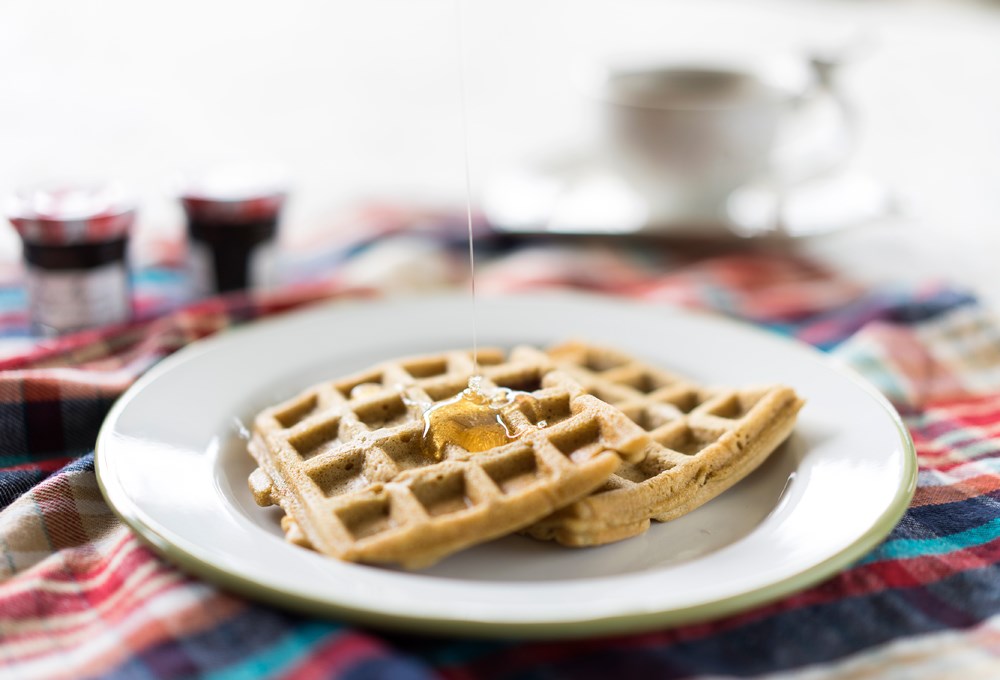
[525,341,804,546]
[248,346,650,569]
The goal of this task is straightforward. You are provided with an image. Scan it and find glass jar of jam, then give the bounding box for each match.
[6,183,134,336]
[179,163,287,296]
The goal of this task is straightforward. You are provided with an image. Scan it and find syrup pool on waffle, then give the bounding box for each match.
[418,377,549,459]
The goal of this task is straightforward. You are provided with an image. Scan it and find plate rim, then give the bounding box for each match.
[95,292,917,639]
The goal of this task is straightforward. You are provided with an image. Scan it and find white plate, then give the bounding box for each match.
[96,293,915,638]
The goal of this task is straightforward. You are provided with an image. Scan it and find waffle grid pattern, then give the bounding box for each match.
[249,346,650,568]
[526,342,804,545]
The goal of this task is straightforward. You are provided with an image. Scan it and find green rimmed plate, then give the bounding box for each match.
[96,292,915,638]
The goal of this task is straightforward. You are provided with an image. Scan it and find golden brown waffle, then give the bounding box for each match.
[248,346,650,569]
[526,341,804,546]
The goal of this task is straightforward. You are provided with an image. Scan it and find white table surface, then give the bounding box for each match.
[1,0,999,304]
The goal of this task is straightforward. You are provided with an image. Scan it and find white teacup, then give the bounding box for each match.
[590,53,854,227]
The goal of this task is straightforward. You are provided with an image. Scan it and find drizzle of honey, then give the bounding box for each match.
[423,388,510,458]
[419,382,543,460]
[416,1,534,461]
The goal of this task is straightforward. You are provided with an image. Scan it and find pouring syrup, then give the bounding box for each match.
[414,1,543,460]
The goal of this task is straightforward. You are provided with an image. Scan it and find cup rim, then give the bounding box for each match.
[577,52,815,112]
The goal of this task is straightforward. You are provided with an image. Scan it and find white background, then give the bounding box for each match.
[1,1,999,299]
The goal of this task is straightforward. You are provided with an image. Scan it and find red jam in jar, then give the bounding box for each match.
[6,183,134,336]
[179,163,286,295]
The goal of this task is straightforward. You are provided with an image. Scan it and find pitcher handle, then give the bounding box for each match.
[727,39,869,235]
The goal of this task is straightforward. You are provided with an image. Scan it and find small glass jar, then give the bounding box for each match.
[179,163,287,296]
[6,183,134,336]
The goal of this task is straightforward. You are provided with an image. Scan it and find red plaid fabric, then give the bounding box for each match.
[0,222,995,678]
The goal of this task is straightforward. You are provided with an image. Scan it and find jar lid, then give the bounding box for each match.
[6,182,135,246]
[179,162,288,224]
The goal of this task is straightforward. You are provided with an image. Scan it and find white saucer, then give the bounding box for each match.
[483,150,895,239]
[95,293,914,638]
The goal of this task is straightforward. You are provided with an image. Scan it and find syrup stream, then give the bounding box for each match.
[453,0,480,386]
[408,0,517,461]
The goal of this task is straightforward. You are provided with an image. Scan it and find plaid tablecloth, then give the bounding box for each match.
[2,214,999,679]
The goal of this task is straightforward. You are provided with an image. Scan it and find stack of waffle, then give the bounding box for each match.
[248,342,803,569]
